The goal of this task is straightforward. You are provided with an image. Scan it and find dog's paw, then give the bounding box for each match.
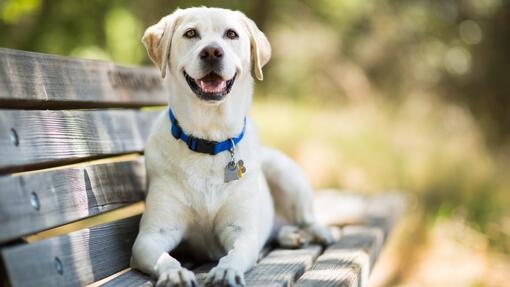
[204,266,245,287]
[305,223,335,246]
[277,225,312,248]
[277,224,335,248]
[156,268,197,287]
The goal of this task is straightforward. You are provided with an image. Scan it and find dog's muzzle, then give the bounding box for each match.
[183,44,237,102]
[184,71,236,102]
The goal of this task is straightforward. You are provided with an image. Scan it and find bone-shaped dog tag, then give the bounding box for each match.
[237,160,246,178]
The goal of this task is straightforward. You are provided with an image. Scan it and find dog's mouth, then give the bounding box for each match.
[183,71,236,102]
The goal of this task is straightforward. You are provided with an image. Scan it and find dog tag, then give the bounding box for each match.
[224,140,247,183]
[224,160,247,183]
[225,161,239,182]
[237,160,246,178]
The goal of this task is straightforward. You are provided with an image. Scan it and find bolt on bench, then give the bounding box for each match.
[0,48,405,287]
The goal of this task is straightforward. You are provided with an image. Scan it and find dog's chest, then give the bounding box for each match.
[176,154,249,260]
[180,154,227,194]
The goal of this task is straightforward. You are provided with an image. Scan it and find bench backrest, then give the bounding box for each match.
[0,48,165,286]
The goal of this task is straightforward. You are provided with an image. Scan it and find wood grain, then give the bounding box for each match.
[293,192,405,287]
[101,246,322,287]
[192,246,323,286]
[0,109,161,173]
[1,215,141,287]
[244,245,322,287]
[99,269,153,287]
[96,193,405,287]
[0,159,146,243]
[0,48,167,109]
[294,226,384,287]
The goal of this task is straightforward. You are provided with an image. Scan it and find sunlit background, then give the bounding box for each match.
[1,0,509,285]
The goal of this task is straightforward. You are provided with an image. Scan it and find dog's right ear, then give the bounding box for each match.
[142,10,183,78]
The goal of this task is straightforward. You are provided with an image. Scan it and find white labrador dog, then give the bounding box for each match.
[131,7,333,287]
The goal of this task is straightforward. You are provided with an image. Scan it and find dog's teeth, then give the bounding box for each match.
[217,81,226,91]
[198,80,207,91]
[199,80,226,93]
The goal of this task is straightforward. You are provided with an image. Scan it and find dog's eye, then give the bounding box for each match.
[225,29,239,40]
[184,29,199,39]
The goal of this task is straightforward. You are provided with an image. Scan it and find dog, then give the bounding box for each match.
[131,7,333,287]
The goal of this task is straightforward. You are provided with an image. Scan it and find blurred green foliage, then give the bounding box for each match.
[1,0,508,144]
[1,0,509,274]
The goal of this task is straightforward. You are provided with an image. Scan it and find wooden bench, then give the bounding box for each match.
[0,48,405,287]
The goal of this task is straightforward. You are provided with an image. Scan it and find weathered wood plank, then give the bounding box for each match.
[294,226,384,287]
[99,246,273,287]
[294,192,405,287]
[99,269,153,287]
[1,215,141,287]
[0,109,161,173]
[244,245,322,287]
[97,192,405,287]
[192,246,323,286]
[0,48,167,108]
[0,159,146,243]
[101,246,322,287]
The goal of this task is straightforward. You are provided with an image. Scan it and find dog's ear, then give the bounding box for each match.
[142,10,183,78]
[240,14,271,81]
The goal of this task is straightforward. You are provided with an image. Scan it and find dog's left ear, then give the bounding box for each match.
[239,13,271,81]
[142,9,183,78]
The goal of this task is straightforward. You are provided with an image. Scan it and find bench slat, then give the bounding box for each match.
[0,159,146,243]
[244,245,322,286]
[0,109,160,173]
[192,246,323,286]
[1,215,141,287]
[0,48,167,109]
[294,192,405,287]
[96,192,404,287]
[294,226,383,287]
[101,246,323,287]
[99,269,152,287]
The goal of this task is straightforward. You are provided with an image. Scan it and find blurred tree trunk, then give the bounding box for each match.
[459,2,510,147]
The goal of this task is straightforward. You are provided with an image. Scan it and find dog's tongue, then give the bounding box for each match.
[197,73,226,93]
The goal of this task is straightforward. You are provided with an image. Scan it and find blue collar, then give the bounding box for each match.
[168,109,246,155]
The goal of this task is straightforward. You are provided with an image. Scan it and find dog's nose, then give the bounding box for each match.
[200,45,224,61]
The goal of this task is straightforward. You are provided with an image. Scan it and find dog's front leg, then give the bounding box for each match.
[204,202,262,287]
[131,230,197,287]
[131,183,195,287]
[205,229,258,286]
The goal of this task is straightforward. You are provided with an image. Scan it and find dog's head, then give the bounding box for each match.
[142,7,271,103]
